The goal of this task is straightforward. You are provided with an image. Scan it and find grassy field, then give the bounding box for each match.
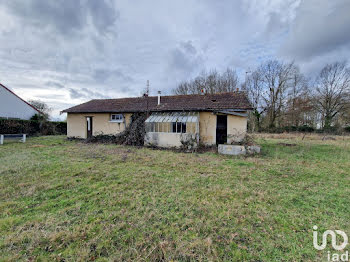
[0,135,350,261]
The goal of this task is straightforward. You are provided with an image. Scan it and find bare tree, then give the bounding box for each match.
[174,81,190,95]
[258,60,296,128]
[314,61,350,129]
[173,68,239,95]
[245,71,264,131]
[340,107,350,126]
[285,68,312,127]
[218,68,239,93]
[173,60,350,133]
[29,100,52,120]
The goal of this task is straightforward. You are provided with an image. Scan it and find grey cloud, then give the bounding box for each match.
[93,69,133,83]
[68,87,108,100]
[4,0,85,36]
[170,48,192,71]
[1,0,349,120]
[81,88,108,99]
[45,81,65,89]
[86,0,120,34]
[281,0,350,60]
[264,12,287,38]
[181,41,197,55]
[2,0,119,36]
[36,94,66,100]
[169,41,203,74]
[68,88,81,99]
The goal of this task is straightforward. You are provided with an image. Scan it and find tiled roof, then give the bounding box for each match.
[62,92,252,113]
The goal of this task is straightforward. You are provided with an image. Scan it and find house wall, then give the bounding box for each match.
[67,111,248,144]
[67,113,132,138]
[199,112,217,145]
[144,132,193,148]
[227,114,247,144]
[199,111,247,145]
[0,86,38,120]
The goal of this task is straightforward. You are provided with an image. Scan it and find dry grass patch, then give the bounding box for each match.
[0,135,349,261]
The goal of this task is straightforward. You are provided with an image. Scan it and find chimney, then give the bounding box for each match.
[157,91,161,105]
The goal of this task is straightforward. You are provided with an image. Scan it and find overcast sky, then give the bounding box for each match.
[0,0,350,120]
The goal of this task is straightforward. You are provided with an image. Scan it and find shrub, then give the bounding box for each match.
[322,126,340,134]
[239,133,256,146]
[87,113,147,146]
[297,125,314,132]
[86,134,116,143]
[344,126,350,133]
[260,125,315,134]
[180,134,198,152]
[0,119,67,135]
[284,126,297,132]
[120,113,147,146]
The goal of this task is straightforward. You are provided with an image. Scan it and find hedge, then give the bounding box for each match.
[259,125,350,134]
[260,125,315,134]
[0,119,67,136]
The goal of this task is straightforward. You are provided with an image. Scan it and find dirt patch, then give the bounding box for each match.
[29,145,46,148]
[322,136,336,141]
[277,143,297,147]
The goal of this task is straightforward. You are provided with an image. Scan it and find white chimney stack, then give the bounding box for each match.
[157,91,161,105]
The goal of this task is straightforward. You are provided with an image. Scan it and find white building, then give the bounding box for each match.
[0,83,41,120]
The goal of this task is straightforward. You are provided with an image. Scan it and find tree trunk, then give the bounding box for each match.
[324,114,332,129]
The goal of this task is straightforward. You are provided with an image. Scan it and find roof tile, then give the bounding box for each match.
[62,92,252,113]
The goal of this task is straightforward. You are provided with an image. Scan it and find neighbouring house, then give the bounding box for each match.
[0,83,41,120]
[62,92,252,148]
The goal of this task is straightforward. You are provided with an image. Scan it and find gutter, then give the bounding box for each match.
[214,110,248,117]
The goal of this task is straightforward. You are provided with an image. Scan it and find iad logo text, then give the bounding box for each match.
[313,225,349,261]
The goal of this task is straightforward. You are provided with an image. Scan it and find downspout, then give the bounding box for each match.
[196,113,200,145]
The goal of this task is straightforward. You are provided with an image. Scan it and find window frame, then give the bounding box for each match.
[172,122,186,133]
[110,114,124,123]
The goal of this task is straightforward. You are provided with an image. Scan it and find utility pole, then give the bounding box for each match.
[243,69,251,91]
[146,80,149,96]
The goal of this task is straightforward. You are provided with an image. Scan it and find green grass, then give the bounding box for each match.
[0,135,350,261]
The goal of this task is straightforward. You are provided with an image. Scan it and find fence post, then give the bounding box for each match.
[0,135,3,145]
[22,134,26,143]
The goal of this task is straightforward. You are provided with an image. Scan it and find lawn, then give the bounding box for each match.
[0,135,350,261]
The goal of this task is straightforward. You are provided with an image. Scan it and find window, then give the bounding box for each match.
[172,122,186,133]
[181,122,186,133]
[110,114,124,122]
[145,112,198,134]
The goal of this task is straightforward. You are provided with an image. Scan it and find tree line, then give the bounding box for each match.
[173,60,350,133]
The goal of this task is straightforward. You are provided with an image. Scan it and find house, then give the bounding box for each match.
[0,83,41,120]
[62,92,252,147]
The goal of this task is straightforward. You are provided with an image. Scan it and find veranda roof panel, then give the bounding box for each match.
[145,112,199,123]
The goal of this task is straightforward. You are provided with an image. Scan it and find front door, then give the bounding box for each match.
[216,115,227,145]
[86,117,93,138]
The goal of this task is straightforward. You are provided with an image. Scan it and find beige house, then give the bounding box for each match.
[62,92,252,148]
